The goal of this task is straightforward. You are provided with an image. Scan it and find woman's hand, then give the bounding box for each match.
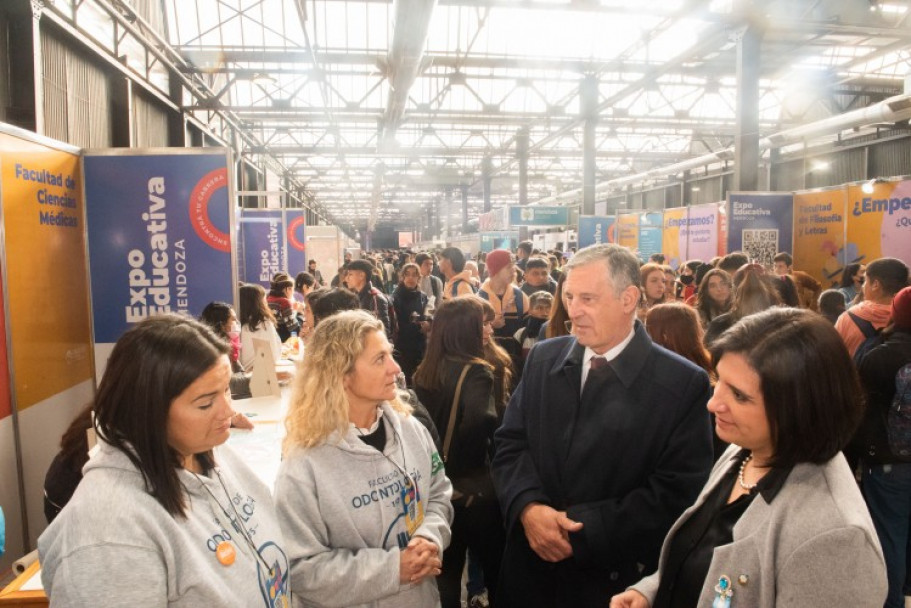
[399,537,442,584]
[230,412,254,430]
[609,589,650,608]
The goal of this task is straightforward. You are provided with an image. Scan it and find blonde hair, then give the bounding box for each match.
[283,310,411,452]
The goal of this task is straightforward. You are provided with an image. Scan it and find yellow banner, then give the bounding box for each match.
[617,212,639,253]
[846,180,911,269]
[0,132,93,410]
[793,187,847,288]
[662,207,687,268]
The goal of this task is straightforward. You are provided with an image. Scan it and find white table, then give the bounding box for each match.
[227,392,288,490]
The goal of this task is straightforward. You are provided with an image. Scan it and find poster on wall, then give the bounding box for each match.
[0,130,93,409]
[726,192,794,268]
[638,212,664,262]
[792,187,847,288]
[662,207,688,268]
[84,150,235,351]
[578,216,616,249]
[617,212,640,254]
[846,180,911,281]
[285,209,307,275]
[480,231,520,253]
[239,208,285,287]
[686,203,721,264]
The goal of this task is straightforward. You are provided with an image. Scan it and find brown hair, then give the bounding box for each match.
[413,297,489,390]
[646,303,713,379]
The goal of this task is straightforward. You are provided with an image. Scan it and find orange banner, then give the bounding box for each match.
[792,187,847,288]
[617,212,639,253]
[662,207,687,268]
[845,180,911,270]
[0,131,93,410]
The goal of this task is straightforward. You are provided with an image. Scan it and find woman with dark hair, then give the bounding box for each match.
[413,297,506,608]
[199,301,253,400]
[42,405,94,523]
[38,314,292,606]
[694,268,733,328]
[611,308,887,608]
[478,297,515,418]
[704,264,780,345]
[239,283,282,371]
[839,262,866,306]
[293,271,316,305]
[392,262,429,387]
[268,272,301,342]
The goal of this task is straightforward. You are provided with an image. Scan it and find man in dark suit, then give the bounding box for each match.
[492,243,714,607]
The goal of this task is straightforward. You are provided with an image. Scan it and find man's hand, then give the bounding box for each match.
[399,537,442,584]
[519,503,583,562]
[491,313,506,329]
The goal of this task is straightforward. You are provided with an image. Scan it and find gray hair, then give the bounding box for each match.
[564,244,641,296]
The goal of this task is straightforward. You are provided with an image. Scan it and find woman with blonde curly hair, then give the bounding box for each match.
[274,310,453,607]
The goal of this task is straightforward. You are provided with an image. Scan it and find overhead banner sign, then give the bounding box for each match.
[726,192,794,268]
[508,205,569,227]
[84,150,235,346]
[0,129,92,410]
[239,209,285,287]
[578,216,616,249]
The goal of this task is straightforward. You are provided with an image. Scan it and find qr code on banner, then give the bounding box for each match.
[742,229,779,269]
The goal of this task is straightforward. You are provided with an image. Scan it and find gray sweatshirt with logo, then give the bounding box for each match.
[275,402,453,607]
[38,441,291,607]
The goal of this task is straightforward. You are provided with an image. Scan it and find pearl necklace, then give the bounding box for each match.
[738,454,758,491]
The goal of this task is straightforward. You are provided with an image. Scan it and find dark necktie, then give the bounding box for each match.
[590,356,608,371]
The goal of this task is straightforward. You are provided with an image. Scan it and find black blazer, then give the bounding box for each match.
[492,322,714,606]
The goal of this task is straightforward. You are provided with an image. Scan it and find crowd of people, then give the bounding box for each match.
[36,239,911,608]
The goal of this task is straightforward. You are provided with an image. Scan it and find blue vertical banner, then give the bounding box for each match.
[577,216,616,249]
[285,209,307,274]
[638,211,664,261]
[726,192,794,268]
[239,209,285,287]
[84,151,235,345]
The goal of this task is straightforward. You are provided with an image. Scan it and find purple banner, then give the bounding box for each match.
[84,152,234,343]
[686,203,720,262]
[285,209,307,275]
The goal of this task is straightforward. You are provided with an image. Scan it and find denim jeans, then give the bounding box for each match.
[862,462,911,608]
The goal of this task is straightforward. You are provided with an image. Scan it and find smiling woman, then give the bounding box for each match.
[611,308,887,608]
[37,314,292,607]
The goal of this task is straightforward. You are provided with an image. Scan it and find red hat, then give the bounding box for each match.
[892,286,911,331]
[486,249,513,279]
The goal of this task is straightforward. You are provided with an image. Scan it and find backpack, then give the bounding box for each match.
[887,363,911,457]
[850,311,883,364]
[450,278,478,298]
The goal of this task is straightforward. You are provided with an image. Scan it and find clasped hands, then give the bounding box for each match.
[520,502,584,562]
[399,536,442,584]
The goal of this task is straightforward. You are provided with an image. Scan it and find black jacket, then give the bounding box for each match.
[415,359,498,483]
[851,329,911,465]
[391,284,427,356]
[355,280,393,337]
[492,323,713,605]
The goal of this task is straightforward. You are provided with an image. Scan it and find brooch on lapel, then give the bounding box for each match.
[712,575,733,608]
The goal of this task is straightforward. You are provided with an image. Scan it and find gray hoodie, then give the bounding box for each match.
[275,402,453,608]
[38,441,291,607]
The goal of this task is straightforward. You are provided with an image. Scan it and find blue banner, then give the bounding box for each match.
[480,231,519,252]
[239,209,285,287]
[638,211,664,261]
[577,216,616,248]
[508,205,569,226]
[726,192,794,268]
[285,209,307,275]
[84,152,234,343]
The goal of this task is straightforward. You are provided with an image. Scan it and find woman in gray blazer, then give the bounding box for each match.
[611,307,887,608]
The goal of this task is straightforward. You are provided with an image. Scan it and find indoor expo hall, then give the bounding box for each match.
[0,0,910,607]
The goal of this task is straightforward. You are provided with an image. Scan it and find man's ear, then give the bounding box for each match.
[620,285,641,313]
